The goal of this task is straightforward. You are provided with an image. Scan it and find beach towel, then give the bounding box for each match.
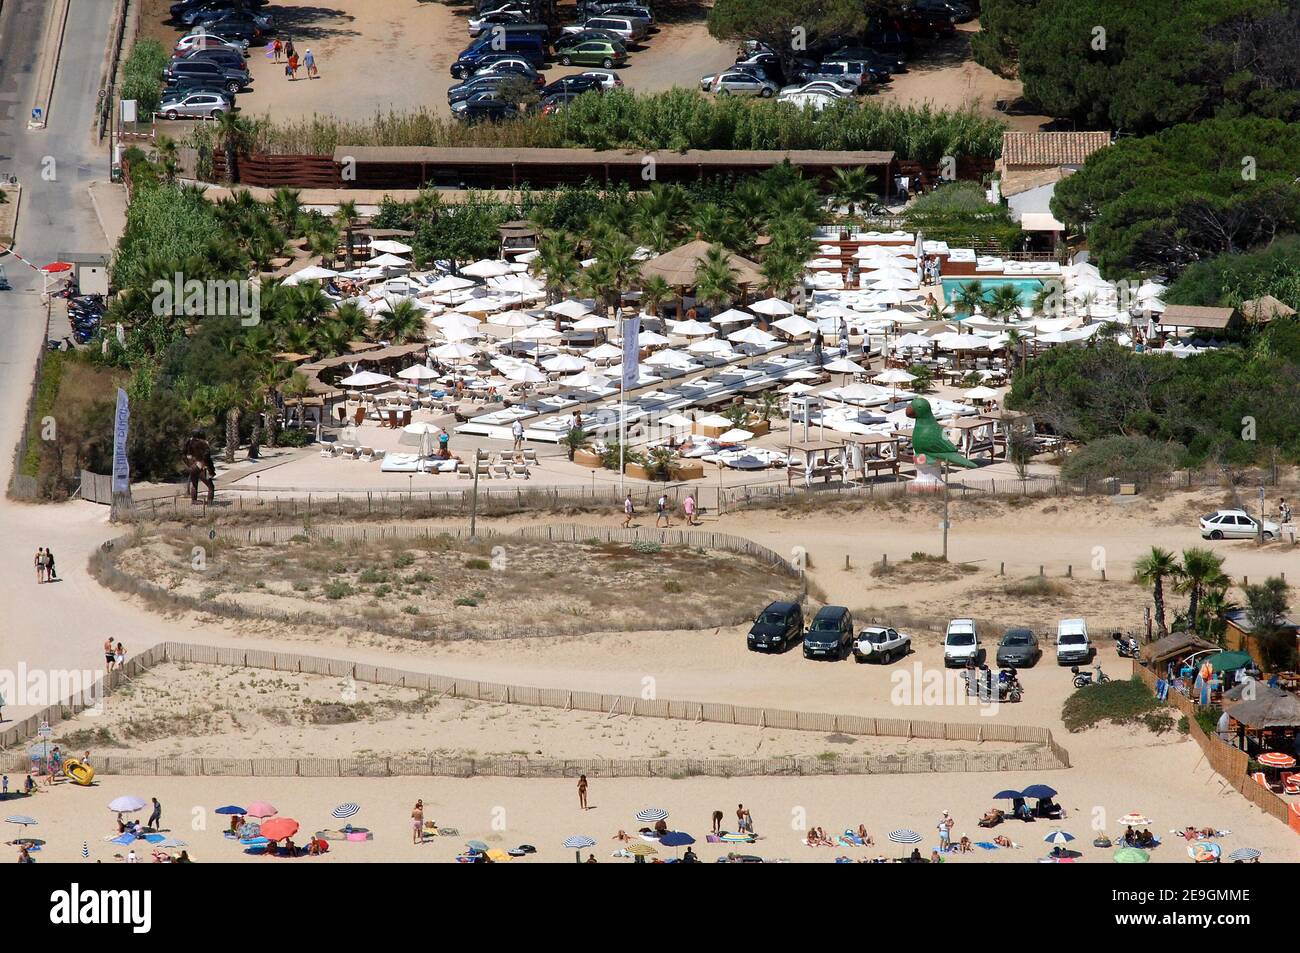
[975,842,999,850]
[1155,679,1169,701]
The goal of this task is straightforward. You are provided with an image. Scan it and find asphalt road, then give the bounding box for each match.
[0,0,115,721]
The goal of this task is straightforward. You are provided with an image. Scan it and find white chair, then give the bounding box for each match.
[359,446,374,462]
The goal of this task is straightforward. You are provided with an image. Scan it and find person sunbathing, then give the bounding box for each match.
[856,825,874,846]
[958,835,973,853]
[979,809,1003,827]
[653,819,669,837]
[613,830,632,842]
[1137,829,1156,848]
[993,835,1014,848]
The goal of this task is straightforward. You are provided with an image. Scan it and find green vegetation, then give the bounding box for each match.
[903,182,1023,250]
[973,0,1300,134]
[1165,237,1300,310]
[1007,327,1300,465]
[1062,677,1174,733]
[1059,436,1182,485]
[1244,577,1295,669]
[242,91,1006,163]
[1051,118,1300,277]
[120,39,169,119]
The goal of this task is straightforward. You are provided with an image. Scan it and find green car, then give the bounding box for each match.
[557,39,627,68]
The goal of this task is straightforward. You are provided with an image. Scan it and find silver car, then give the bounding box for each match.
[158,91,229,120]
[700,70,778,97]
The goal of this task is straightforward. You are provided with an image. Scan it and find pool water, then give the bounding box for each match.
[941,278,1044,318]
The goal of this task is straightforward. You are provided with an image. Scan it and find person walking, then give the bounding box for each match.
[284,39,296,60]
[287,52,299,79]
[622,493,634,528]
[813,329,824,367]
[655,492,669,528]
[34,548,45,584]
[411,799,424,844]
[303,48,317,78]
[938,810,953,851]
[114,642,125,670]
[44,549,56,582]
[104,637,115,672]
[683,492,697,526]
[577,774,588,810]
[272,37,282,61]
[147,797,162,830]
[511,418,524,452]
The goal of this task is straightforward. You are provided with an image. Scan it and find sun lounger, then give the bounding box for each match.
[358,446,374,462]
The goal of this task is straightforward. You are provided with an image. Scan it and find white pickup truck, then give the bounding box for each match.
[943,619,981,668]
[853,625,911,664]
[1056,618,1092,666]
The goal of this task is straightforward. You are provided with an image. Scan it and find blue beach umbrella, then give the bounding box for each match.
[888,829,922,844]
[993,789,1022,800]
[215,805,246,815]
[1020,785,1057,799]
[563,835,596,849]
[659,832,695,847]
[1043,829,1075,845]
[331,803,360,820]
[636,808,669,823]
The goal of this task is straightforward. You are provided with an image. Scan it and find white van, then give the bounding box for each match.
[943,618,981,667]
[1056,618,1091,665]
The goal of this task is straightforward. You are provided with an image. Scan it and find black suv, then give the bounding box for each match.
[164,58,250,94]
[803,606,855,660]
[747,601,803,653]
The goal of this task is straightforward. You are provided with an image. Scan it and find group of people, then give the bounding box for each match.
[1121,826,1158,849]
[33,547,57,583]
[103,637,126,671]
[622,491,699,529]
[270,37,318,80]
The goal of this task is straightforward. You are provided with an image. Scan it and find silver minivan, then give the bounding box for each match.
[579,16,647,44]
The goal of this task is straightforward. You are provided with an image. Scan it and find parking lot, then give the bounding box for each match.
[144,0,736,122]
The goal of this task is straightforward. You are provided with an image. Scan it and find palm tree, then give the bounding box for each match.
[271,187,304,236]
[693,246,739,313]
[214,111,252,184]
[829,167,878,217]
[640,274,671,317]
[985,285,1023,323]
[689,205,743,250]
[282,372,312,431]
[157,135,180,185]
[334,199,359,268]
[1134,547,1182,637]
[529,232,579,306]
[1176,548,1227,632]
[953,280,986,319]
[760,251,801,300]
[306,224,340,266]
[1197,588,1239,644]
[582,233,640,318]
[375,298,425,344]
[561,426,589,461]
[1003,327,1027,374]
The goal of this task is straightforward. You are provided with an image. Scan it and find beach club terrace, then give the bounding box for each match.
[330,147,895,191]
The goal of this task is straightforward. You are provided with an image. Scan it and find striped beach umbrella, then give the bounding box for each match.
[5,816,38,828]
[635,808,669,823]
[81,841,89,859]
[626,842,657,856]
[888,829,922,844]
[1043,829,1076,845]
[719,832,753,843]
[563,835,596,849]
[158,838,188,849]
[1227,847,1260,862]
[1117,813,1149,826]
[331,803,360,820]
[1258,752,1296,768]
[1113,846,1150,864]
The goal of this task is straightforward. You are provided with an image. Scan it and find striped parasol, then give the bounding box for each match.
[331,803,361,820]
[888,829,922,844]
[1117,813,1149,826]
[81,841,89,860]
[635,808,669,823]
[1113,846,1150,864]
[1227,847,1261,862]
[1258,751,1296,768]
[563,835,596,849]
[1043,829,1076,845]
[626,842,657,856]
[6,816,38,828]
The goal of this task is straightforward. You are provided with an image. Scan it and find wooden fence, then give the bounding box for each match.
[211,152,340,189]
[1130,660,1295,831]
[0,640,1071,779]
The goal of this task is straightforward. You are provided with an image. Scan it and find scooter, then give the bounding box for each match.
[1113,631,1140,659]
[1072,664,1110,689]
[997,669,1023,703]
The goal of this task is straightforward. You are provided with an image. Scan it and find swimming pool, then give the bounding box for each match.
[941,277,1044,318]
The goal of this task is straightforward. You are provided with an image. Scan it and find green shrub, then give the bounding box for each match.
[1060,435,1182,485]
[454,595,478,607]
[1061,676,1167,732]
[324,581,353,600]
[121,39,168,118]
[464,558,491,570]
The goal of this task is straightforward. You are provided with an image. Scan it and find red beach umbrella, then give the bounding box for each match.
[260,818,299,842]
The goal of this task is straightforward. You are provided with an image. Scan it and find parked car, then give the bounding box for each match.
[468,57,544,86]
[776,90,839,110]
[700,69,778,97]
[578,69,623,89]
[451,95,520,122]
[158,90,230,119]
[448,73,529,105]
[190,4,272,29]
[451,33,547,76]
[176,47,248,71]
[1056,618,1092,666]
[555,29,621,51]
[803,606,854,660]
[556,39,627,68]
[1200,509,1279,541]
[853,625,911,664]
[467,7,530,34]
[174,32,248,55]
[160,76,241,99]
[802,61,874,93]
[904,8,959,37]
[733,51,815,86]
[196,14,267,43]
[912,0,975,23]
[541,74,602,97]
[747,601,803,653]
[818,57,891,86]
[828,46,907,73]
[164,58,250,94]
[943,618,981,667]
[562,16,647,45]
[580,0,654,22]
[779,79,858,99]
[995,628,1042,668]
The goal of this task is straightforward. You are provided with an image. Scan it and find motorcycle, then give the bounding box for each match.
[997,669,1023,703]
[1072,664,1110,689]
[1113,632,1140,659]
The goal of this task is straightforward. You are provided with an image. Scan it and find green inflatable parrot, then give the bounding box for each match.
[905,397,979,469]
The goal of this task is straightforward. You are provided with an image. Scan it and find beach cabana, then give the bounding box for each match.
[786,439,843,486]
[840,431,903,482]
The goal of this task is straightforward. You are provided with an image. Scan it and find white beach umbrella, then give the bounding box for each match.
[546,299,594,319]
[562,371,611,389]
[727,326,776,346]
[517,324,563,342]
[366,253,411,268]
[572,314,617,331]
[369,239,413,255]
[873,368,916,384]
[964,386,1001,402]
[281,265,338,286]
[428,274,477,292]
[505,364,548,384]
[687,338,734,356]
[772,315,819,336]
[749,297,796,316]
[637,330,671,347]
[337,370,393,387]
[644,348,691,366]
[431,342,478,361]
[780,382,814,395]
[440,324,483,342]
[492,311,535,329]
[709,308,755,324]
[460,259,512,278]
[397,364,439,380]
[668,319,716,337]
[542,354,588,373]
[587,343,623,360]
[823,357,868,375]
[718,428,753,443]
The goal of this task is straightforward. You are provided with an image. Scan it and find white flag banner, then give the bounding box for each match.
[620,315,640,393]
[111,388,130,495]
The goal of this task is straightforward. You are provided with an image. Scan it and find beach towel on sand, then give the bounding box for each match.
[974,842,999,850]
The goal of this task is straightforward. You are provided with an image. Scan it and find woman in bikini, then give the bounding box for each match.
[411,799,424,844]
